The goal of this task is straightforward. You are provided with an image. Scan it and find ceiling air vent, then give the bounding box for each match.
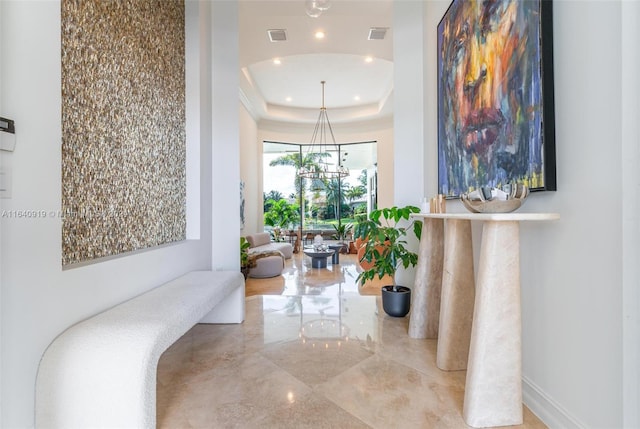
[368,27,388,40]
[267,29,287,42]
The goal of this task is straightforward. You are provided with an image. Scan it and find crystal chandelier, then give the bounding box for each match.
[298,81,349,180]
[305,0,331,18]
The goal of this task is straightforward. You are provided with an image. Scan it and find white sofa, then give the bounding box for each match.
[245,232,293,259]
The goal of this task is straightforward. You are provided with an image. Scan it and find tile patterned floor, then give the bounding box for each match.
[156,252,547,428]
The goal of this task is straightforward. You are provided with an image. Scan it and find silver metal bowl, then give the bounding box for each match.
[460,185,529,213]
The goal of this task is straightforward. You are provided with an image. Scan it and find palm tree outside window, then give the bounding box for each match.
[263,141,377,235]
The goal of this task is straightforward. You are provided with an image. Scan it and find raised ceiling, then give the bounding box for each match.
[239,0,394,124]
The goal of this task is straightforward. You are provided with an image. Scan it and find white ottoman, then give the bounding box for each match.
[248,253,285,278]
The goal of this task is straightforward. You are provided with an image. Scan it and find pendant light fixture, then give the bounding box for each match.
[298,81,349,180]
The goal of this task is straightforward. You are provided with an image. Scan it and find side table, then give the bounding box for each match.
[303,248,335,268]
[327,243,346,264]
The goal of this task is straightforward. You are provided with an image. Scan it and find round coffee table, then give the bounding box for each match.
[303,248,335,268]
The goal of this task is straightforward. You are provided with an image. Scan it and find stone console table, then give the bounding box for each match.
[410,212,559,428]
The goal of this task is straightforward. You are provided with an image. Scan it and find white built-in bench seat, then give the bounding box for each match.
[35,270,244,429]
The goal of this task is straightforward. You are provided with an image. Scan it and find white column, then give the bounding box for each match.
[392,0,425,206]
[210,0,240,270]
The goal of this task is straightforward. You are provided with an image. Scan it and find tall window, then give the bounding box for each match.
[263,141,377,233]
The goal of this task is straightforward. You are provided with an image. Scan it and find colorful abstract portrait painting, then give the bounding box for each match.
[437,0,556,197]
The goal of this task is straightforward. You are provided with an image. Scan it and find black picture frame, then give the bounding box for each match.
[437,0,556,198]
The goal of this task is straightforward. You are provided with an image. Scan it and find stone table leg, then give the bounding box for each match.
[437,219,475,371]
[463,221,523,427]
[409,218,444,339]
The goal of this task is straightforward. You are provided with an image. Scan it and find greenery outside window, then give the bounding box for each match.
[263,141,377,235]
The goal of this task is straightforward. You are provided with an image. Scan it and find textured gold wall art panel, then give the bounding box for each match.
[61,0,186,266]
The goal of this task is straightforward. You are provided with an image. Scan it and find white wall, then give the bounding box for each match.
[0,2,4,424]
[393,0,427,207]
[521,3,624,426]
[0,2,5,425]
[419,1,637,427]
[0,1,220,426]
[185,1,201,240]
[621,1,640,427]
[210,0,240,270]
[239,103,260,234]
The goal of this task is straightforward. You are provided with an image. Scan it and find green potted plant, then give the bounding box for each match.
[264,198,300,242]
[331,222,353,242]
[354,205,422,317]
[240,236,251,279]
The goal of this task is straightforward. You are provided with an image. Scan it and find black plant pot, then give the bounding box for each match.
[381,285,411,317]
[241,266,250,280]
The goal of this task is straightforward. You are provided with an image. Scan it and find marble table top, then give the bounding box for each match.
[303,248,335,257]
[410,212,560,222]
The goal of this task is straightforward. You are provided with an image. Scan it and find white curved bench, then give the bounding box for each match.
[35,270,244,429]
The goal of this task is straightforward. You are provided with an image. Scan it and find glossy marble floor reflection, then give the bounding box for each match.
[157,253,547,428]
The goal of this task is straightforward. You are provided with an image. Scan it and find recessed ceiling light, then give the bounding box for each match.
[285,96,292,102]
[273,58,281,65]
[354,95,361,101]
[365,56,373,63]
[315,31,325,39]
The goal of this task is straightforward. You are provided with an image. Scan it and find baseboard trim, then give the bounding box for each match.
[523,376,587,429]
